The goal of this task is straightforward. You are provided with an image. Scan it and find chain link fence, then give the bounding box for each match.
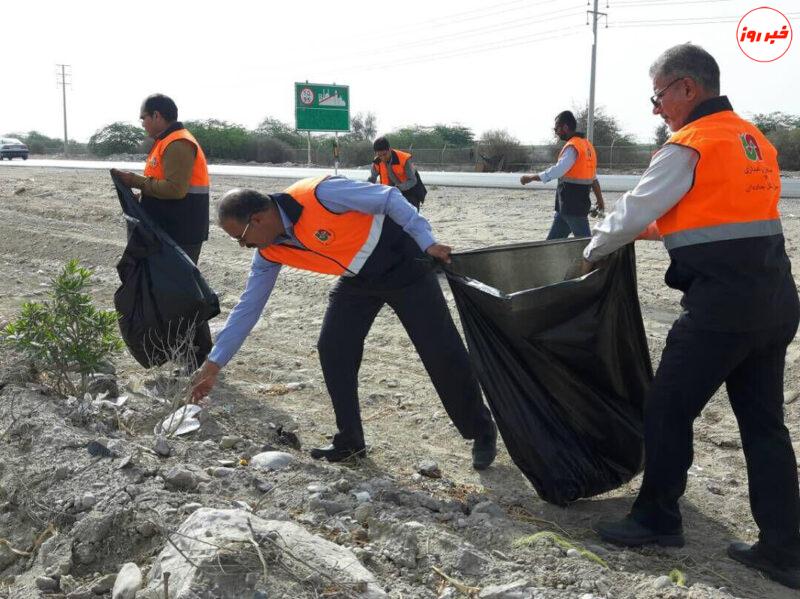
[283,144,659,172]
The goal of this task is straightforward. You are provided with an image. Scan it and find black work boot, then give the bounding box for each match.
[472,422,497,470]
[596,516,685,548]
[728,542,800,589]
[309,444,366,463]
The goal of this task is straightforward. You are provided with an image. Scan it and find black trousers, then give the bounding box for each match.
[317,271,494,449]
[179,243,213,367]
[631,317,800,557]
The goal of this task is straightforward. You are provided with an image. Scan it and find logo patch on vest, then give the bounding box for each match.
[314,229,334,245]
[149,156,159,168]
[739,133,763,161]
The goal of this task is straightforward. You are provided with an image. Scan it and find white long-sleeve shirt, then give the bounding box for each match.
[538,146,577,183]
[583,144,699,262]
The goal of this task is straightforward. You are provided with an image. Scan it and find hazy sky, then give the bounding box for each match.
[2,0,797,145]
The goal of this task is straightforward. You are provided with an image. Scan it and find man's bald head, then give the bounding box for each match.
[217,188,275,225]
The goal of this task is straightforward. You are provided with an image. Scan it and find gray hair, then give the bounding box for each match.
[649,44,720,95]
[217,188,274,224]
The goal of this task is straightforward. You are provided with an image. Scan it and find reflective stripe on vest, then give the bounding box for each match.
[260,176,384,276]
[657,110,781,250]
[143,128,209,191]
[559,136,597,185]
[378,150,412,185]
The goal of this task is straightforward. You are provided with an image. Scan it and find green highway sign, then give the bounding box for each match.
[295,82,350,132]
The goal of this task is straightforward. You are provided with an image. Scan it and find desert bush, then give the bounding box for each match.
[245,135,293,163]
[339,139,375,167]
[477,129,530,171]
[1,260,123,396]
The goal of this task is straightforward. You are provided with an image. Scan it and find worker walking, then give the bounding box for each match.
[581,44,800,590]
[520,110,604,239]
[368,136,427,209]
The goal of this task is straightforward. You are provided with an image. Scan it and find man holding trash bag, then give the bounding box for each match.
[581,43,800,589]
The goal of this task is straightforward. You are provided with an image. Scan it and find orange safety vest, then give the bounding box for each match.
[377,150,413,186]
[143,128,209,194]
[259,176,384,276]
[656,110,781,250]
[560,136,597,185]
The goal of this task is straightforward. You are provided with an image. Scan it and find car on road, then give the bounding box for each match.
[0,138,29,160]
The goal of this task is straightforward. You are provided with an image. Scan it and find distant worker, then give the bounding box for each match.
[111,93,212,367]
[189,175,497,469]
[368,136,427,210]
[581,44,800,590]
[520,111,604,239]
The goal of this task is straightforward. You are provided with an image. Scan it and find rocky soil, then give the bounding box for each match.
[1,166,800,598]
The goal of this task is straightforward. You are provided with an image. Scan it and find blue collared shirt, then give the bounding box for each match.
[208,177,437,367]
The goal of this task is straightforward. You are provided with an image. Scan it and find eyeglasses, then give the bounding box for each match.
[650,78,683,107]
[233,218,252,246]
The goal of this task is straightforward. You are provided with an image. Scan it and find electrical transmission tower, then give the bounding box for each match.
[56,64,71,156]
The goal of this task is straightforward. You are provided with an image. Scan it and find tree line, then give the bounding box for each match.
[6,109,800,170]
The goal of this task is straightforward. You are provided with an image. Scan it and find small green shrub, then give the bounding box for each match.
[1,260,123,396]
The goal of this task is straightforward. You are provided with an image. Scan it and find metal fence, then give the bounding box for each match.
[283,144,659,172]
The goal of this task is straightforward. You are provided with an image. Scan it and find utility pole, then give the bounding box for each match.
[586,0,606,144]
[56,64,71,156]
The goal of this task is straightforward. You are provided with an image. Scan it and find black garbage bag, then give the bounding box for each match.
[111,172,220,368]
[446,239,652,505]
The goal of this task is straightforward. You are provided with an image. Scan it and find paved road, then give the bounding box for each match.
[3,158,799,197]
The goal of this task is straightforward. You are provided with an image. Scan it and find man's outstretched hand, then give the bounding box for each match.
[191,360,221,404]
[426,243,453,264]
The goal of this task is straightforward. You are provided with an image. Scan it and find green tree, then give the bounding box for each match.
[255,117,305,148]
[350,112,378,141]
[184,119,250,159]
[2,260,123,396]
[433,124,475,147]
[88,122,146,157]
[385,125,446,150]
[575,106,635,147]
[769,129,800,170]
[752,111,800,135]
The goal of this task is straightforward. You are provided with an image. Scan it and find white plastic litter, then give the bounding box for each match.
[154,404,202,436]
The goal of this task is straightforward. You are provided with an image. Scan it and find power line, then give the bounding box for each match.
[320,4,587,73]
[608,12,800,26]
[612,0,735,6]
[356,0,565,44]
[338,28,583,73]
[324,5,584,66]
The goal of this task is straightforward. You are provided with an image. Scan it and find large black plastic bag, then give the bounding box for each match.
[111,172,220,368]
[446,239,652,505]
